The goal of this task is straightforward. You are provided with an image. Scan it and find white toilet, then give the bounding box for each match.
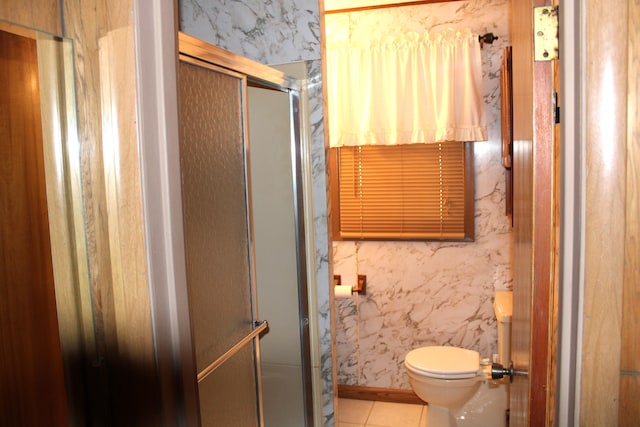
[404,291,512,427]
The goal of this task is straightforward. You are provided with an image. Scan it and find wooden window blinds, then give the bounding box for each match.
[331,142,474,241]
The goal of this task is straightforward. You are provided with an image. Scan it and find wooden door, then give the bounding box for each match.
[0,29,69,425]
[510,1,558,426]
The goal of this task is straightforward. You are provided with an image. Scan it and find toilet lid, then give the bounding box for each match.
[405,346,480,379]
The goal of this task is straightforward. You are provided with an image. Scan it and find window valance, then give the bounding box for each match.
[327,29,488,147]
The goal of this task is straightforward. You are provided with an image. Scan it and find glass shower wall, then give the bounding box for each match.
[248,84,308,427]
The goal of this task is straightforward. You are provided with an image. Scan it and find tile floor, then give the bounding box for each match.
[337,398,427,427]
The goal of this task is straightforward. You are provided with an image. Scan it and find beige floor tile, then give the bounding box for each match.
[337,398,374,424]
[365,401,425,427]
[419,405,428,427]
[338,423,365,427]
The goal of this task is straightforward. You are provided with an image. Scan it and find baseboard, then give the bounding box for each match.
[337,384,424,405]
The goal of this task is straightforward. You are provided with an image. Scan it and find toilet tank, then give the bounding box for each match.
[494,291,513,366]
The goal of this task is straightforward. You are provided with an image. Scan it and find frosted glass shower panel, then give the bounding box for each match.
[178,60,255,375]
[198,345,259,426]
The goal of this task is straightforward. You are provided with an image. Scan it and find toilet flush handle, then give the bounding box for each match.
[491,362,514,383]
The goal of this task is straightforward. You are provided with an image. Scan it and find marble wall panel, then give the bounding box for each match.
[327,0,513,390]
[305,59,336,425]
[179,0,321,64]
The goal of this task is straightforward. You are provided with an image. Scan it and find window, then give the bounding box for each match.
[330,142,474,241]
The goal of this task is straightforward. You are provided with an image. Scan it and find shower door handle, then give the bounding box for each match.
[197,320,268,383]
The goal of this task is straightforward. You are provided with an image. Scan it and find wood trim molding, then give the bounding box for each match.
[337,385,424,405]
[0,0,61,36]
[530,54,555,427]
[324,0,463,15]
[620,0,640,423]
[133,1,200,425]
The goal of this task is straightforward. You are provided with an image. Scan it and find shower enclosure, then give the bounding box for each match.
[167,33,318,426]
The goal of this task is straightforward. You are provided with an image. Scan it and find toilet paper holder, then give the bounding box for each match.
[333,274,366,295]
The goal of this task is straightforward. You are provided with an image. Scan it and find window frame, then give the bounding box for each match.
[329,142,475,242]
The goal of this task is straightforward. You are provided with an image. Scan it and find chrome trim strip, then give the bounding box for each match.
[179,32,298,90]
[197,320,268,383]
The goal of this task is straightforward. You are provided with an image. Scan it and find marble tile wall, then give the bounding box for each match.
[304,59,335,424]
[179,0,320,65]
[327,0,513,390]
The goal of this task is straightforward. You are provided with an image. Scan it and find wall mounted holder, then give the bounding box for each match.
[479,32,498,48]
[333,274,367,295]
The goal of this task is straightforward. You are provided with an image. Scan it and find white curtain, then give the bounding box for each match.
[327,29,487,147]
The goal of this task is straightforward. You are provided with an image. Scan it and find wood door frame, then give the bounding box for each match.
[556,0,582,424]
[530,18,557,427]
[530,58,556,427]
[133,3,200,425]
[552,1,636,424]
[510,1,558,425]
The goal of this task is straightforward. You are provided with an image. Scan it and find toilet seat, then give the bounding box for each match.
[405,346,480,379]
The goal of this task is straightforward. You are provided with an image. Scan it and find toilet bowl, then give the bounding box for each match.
[404,292,512,427]
[405,346,507,427]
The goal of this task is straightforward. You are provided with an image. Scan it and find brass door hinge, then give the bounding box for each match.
[534,6,559,61]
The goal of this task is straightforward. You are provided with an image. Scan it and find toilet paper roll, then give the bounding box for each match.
[335,285,353,299]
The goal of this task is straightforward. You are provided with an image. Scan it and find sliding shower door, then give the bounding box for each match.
[174,32,316,426]
[178,56,263,426]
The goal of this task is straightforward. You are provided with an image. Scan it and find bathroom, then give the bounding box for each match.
[4,0,639,424]
[325,0,513,397]
[2,0,513,424]
[181,0,515,420]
